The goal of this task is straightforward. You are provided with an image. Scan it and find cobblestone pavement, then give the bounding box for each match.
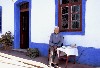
[0,50,49,68]
[0,49,96,68]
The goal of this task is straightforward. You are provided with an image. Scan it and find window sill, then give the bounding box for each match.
[60,31,85,35]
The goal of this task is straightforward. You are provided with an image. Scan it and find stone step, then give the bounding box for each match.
[12,49,27,53]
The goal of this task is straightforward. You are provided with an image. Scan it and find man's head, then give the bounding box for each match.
[54,26,59,34]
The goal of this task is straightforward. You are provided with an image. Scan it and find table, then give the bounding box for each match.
[57,46,78,67]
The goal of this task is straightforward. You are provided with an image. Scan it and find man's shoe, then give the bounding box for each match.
[51,63,55,67]
[55,64,58,66]
[54,63,58,68]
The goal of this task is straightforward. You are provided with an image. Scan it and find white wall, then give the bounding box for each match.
[31,0,55,43]
[63,0,100,48]
[0,0,100,48]
[0,0,15,36]
[31,0,100,48]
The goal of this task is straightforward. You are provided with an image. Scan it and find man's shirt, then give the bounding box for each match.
[49,33,63,46]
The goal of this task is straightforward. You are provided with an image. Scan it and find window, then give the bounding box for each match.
[0,6,2,32]
[58,0,82,32]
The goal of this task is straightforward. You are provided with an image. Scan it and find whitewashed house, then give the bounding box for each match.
[0,0,100,67]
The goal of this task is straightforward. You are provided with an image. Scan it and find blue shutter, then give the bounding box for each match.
[0,6,2,32]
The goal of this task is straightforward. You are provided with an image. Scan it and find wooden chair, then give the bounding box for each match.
[48,43,63,62]
[48,37,64,64]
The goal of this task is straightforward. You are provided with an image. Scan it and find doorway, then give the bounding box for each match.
[20,2,29,49]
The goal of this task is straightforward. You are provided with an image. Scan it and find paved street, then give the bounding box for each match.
[0,52,49,68]
[0,50,96,68]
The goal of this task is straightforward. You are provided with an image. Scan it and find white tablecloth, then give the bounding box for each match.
[57,46,78,57]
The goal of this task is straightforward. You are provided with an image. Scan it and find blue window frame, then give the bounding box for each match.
[55,0,86,35]
[0,6,2,32]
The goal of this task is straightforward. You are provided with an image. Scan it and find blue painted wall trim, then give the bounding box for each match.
[55,0,86,35]
[0,6,2,33]
[30,42,100,67]
[30,42,49,57]
[77,46,100,67]
[14,0,31,49]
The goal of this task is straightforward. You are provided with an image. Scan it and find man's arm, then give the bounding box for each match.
[49,33,54,46]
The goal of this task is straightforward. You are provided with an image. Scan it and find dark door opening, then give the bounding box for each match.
[20,2,29,49]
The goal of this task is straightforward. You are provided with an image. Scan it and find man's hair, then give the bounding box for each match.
[54,26,59,29]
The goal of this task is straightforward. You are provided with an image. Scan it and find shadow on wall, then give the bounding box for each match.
[30,42,100,67]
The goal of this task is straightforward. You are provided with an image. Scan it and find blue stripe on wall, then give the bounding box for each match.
[77,46,100,67]
[30,42,49,57]
[55,0,86,35]
[14,0,31,49]
[0,6,2,33]
[14,3,20,48]
[30,42,100,67]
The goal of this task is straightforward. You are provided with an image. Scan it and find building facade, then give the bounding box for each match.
[0,0,100,67]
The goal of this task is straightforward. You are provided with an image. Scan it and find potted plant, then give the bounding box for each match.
[0,31,14,50]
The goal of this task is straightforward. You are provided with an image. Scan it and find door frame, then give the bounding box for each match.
[14,0,31,49]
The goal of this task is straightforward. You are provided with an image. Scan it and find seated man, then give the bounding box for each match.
[49,26,63,67]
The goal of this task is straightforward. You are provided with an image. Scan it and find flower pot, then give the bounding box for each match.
[3,44,12,50]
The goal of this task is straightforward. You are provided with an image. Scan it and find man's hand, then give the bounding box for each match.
[57,46,60,48]
[54,45,57,49]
